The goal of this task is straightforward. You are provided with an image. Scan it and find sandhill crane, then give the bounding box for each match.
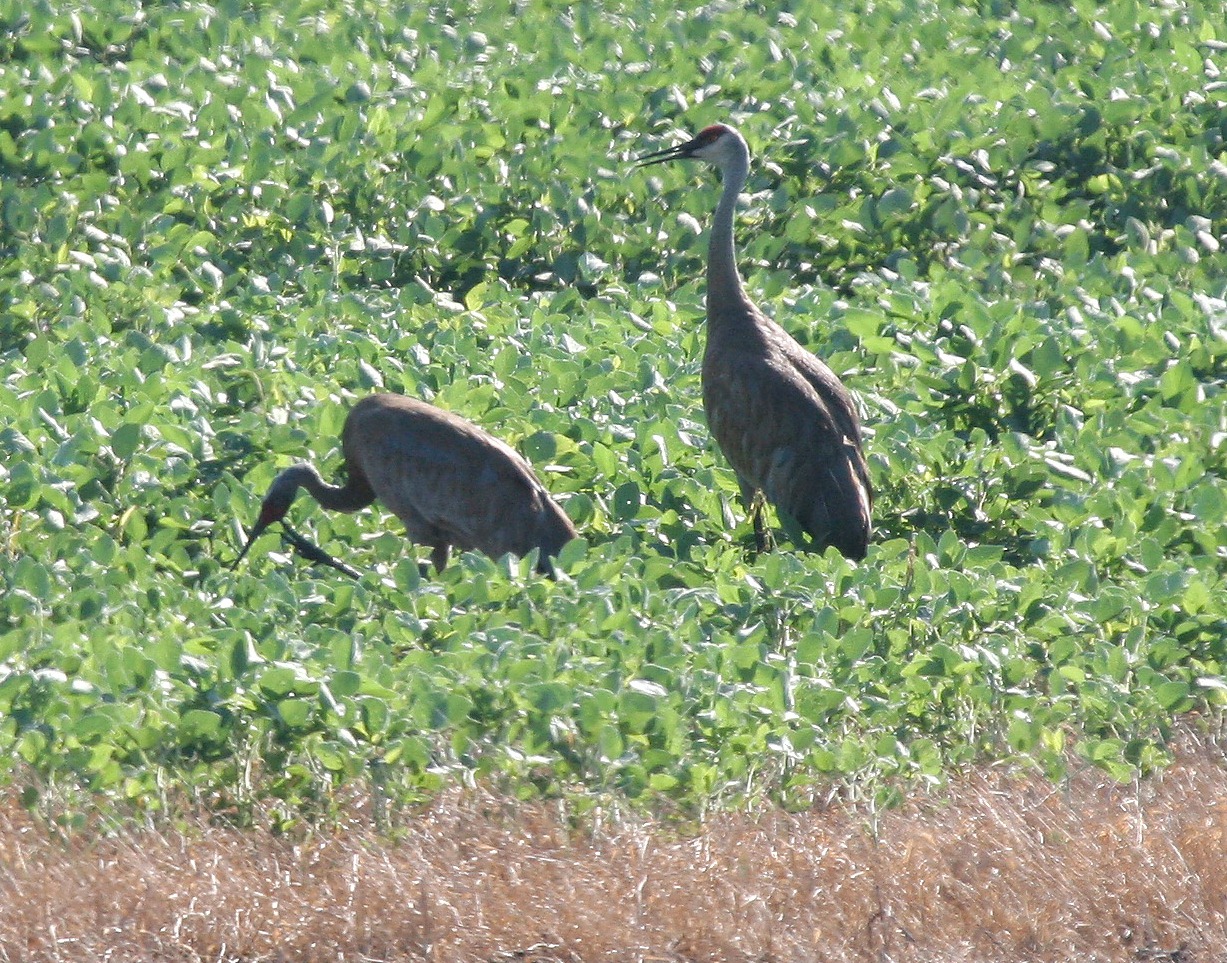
[638,123,872,560]
[233,393,578,576]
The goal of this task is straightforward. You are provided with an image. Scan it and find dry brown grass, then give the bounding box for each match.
[1,735,1224,963]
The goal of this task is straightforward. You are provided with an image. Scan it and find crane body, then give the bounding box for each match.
[639,123,872,559]
[235,393,577,575]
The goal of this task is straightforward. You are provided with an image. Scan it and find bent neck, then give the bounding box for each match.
[281,463,374,513]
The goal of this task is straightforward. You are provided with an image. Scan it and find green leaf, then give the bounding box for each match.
[278,698,312,728]
[180,710,224,742]
[1154,681,1191,711]
[330,671,363,697]
[613,481,642,521]
[110,423,143,460]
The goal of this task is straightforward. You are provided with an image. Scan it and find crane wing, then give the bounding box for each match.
[343,394,569,562]
[703,331,872,558]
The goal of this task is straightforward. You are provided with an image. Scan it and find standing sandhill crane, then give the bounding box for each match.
[637,123,873,560]
[233,393,578,576]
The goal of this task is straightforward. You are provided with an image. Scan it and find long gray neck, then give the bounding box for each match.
[706,149,751,313]
[281,464,374,513]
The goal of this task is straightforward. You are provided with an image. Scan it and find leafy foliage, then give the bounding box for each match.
[1,0,1225,822]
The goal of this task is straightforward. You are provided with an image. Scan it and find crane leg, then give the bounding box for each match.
[738,481,774,555]
[429,543,450,572]
[751,491,775,554]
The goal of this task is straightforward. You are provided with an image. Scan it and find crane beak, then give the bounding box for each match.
[635,137,700,167]
[231,518,272,570]
[278,523,363,580]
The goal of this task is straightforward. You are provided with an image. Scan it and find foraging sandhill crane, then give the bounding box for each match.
[233,393,578,576]
[638,123,872,560]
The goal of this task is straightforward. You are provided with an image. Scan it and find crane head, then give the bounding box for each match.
[230,479,296,570]
[635,123,740,167]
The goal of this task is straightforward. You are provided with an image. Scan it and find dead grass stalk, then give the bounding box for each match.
[1,737,1223,962]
